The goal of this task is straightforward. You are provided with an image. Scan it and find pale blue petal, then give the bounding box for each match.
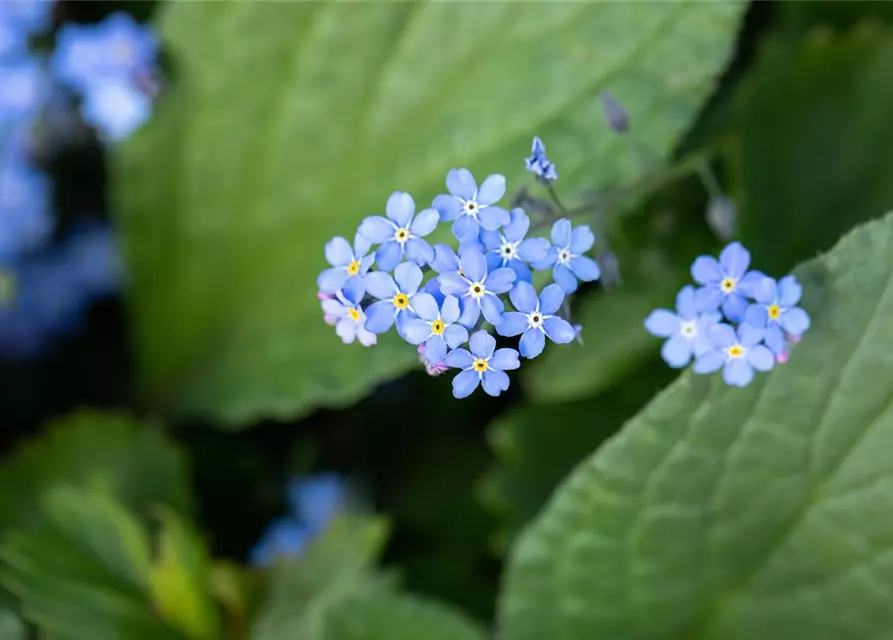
[443,323,468,348]
[661,335,692,368]
[322,299,347,316]
[550,218,572,247]
[509,281,538,313]
[744,304,768,328]
[386,191,415,227]
[780,307,810,335]
[675,285,698,319]
[738,322,764,347]
[438,272,468,296]
[479,206,510,231]
[691,256,722,284]
[440,295,460,324]
[433,194,460,221]
[644,310,679,337]
[364,301,396,333]
[719,242,750,278]
[375,241,404,272]
[723,358,753,387]
[453,215,480,243]
[359,254,375,275]
[510,260,533,283]
[553,264,578,293]
[452,369,480,399]
[481,369,510,396]
[458,300,481,327]
[747,344,775,372]
[777,275,803,307]
[325,236,352,267]
[721,293,748,323]
[496,312,528,337]
[445,348,474,368]
[317,267,348,293]
[764,325,786,355]
[362,271,396,299]
[446,168,477,200]
[394,262,423,294]
[570,256,600,282]
[410,208,439,237]
[296,475,343,531]
[738,270,767,297]
[430,244,459,273]
[487,252,505,272]
[342,278,365,305]
[502,209,530,242]
[543,316,575,344]
[424,335,447,363]
[696,285,723,312]
[477,174,506,206]
[519,328,546,358]
[404,238,434,266]
[486,267,516,294]
[480,229,502,251]
[708,323,737,348]
[538,283,565,315]
[693,350,725,374]
[569,225,594,254]
[753,276,778,305]
[692,334,713,358]
[411,292,439,321]
[469,330,496,359]
[335,318,358,343]
[532,246,558,271]
[481,294,505,325]
[490,348,520,370]
[353,233,372,258]
[461,250,487,283]
[517,237,550,262]
[358,216,395,244]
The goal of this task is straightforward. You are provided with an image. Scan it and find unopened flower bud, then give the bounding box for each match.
[706,195,737,241]
[776,351,789,364]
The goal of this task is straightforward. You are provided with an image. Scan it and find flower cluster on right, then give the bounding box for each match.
[645,241,811,387]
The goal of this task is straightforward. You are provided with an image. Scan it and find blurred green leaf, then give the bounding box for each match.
[116,1,746,425]
[774,2,893,35]
[499,212,893,638]
[0,411,190,539]
[0,592,24,640]
[734,24,893,275]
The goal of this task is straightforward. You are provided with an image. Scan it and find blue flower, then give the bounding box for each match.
[693,322,774,387]
[444,330,520,399]
[317,233,374,294]
[644,285,722,368]
[0,156,52,260]
[358,191,438,271]
[437,248,515,327]
[400,293,468,364]
[480,208,549,282]
[496,281,575,359]
[320,278,376,346]
[80,79,152,142]
[743,275,811,354]
[432,168,511,243]
[532,218,600,293]
[524,136,557,182]
[363,262,424,334]
[691,241,765,323]
[0,1,52,58]
[0,57,49,125]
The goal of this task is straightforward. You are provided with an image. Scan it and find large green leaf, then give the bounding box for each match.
[499,212,893,639]
[116,1,746,424]
[0,411,190,539]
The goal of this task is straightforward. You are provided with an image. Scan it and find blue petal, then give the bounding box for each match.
[322,299,347,317]
[753,276,777,305]
[375,241,404,272]
[721,293,748,323]
[458,299,481,327]
[538,283,565,315]
[719,241,750,278]
[335,317,358,343]
[394,262,423,294]
[452,215,480,243]
[353,232,372,258]
[364,300,396,333]
[777,275,803,307]
[708,323,737,348]
[738,270,767,297]
[509,260,533,283]
[267,520,311,558]
[364,271,397,299]
[401,318,431,344]
[691,256,722,285]
[452,369,480,399]
[424,334,448,363]
[570,256,600,282]
[325,236,353,267]
[692,333,713,358]
[443,323,468,348]
[441,295,461,324]
[763,325,786,355]
[460,250,487,283]
[661,335,692,368]
[485,267,516,294]
[359,254,375,276]
[295,475,342,532]
[543,316,575,344]
[480,229,502,251]
[747,344,775,372]
[486,252,504,273]
[743,304,768,328]
[502,209,530,243]
[446,168,477,200]
[550,218,572,247]
[723,358,753,387]
[693,350,725,374]
[411,292,439,321]
[780,307,810,335]
[481,369,510,396]
[317,267,348,294]
[358,216,395,244]
[531,136,545,155]
[342,277,365,305]
[509,281,538,313]
[404,238,434,266]
[480,294,505,325]
[410,207,439,237]
[479,206,510,231]
[519,328,546,358]
[386,191,415,227]
[532,246,558,271]
[433,193,460,221]
[553,263,578,293]
[476,174,506,206]
[738,322,764,347]
[675,285,698,319]
[696,285,723,312]
[497,312,528,337]
[469,330,496,359]
[569,225,594,254]
[517,237,550,263]
[445,348,474,368]
[430,244,459,273]
[490,348,520,371]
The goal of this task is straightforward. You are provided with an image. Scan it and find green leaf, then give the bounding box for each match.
[0,592,24,640]
[116,1,746,425]
[0,411,190,539]
[735,24,893,276]
[498,211,893,639]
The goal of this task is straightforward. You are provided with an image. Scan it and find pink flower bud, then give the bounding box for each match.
[425,362,450,377]
[776,351,789,364]
[317,291,335,301]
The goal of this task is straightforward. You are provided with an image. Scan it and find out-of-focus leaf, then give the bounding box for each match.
[499,212,893,639]
[774,2,893,35]
[0,592,24,640]
[116,1,746,425]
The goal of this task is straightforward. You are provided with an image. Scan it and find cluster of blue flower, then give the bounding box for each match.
[645,241,811,387]
[0,5,157,358]
[318,139,601,399]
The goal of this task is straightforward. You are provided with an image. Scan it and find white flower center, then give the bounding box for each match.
[394,227,411,244]
[527,311,545,329]
[557,247,572,265]
[462,200,479,219]
[469,282,486,299]
[679,321,697,339]
[499,240,518,260]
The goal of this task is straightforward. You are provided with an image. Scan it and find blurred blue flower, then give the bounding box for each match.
[363,261,424,334]
[0,56,49,126]
[358,191,437,271]
[496,281,574,359]
[524,136,557,182]
[691,241,765,323]
[317,233,373,294]
[432,168,511,243]
[693,322,774,387]
[0,1,53,59]
[0,155,53,260]
[532,218,600,293]
[437,247,515,327]
[480,208,549,282]
[80,79,151,142]
[743,275,811,354]
[644,285,722,368]
[62,223,124,298]
[400,293,468,364]
[444,330,519,399]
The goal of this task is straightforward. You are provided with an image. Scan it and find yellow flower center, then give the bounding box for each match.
[472,358,488,372]
[393,293,409,309]
[470,283,485,298]
[720,278,736,293]
[348,308,361,321]
[768,303,780,320]
[395,228,409,242]
[728,345,744,358]
[431,319,445,335]
[346,260,360,276]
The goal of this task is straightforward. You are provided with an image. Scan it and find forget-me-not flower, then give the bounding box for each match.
[692,242,765,323]
[432,168,511,243]
[0,156,52,260]
[363,261,424,334]
[0,1,52,59]
[359,191,438,271]
[437,248,515,327]
[480,208,549,282]
[694,322,774,387]
[524,136,557,182]
[0,57,48,125]
[317,233,374,293]
[497,281,575,358]
[80,79,152,142]
[401,293,468,364]
[445,330,520,399]
[644,285,722,368]
[532,218,601,293]
[743,275,811,354]
[321,278,376,346]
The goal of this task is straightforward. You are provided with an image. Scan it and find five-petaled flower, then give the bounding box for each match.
[533,218,601,293]
[497,281,575,358]
[432,168,511,243]
[694,322,774,387]
[644,285,721,368]
[320,279,376,347]
[359,191,438,271]
[401,293,468,364]
[691,242,765,323]
[317,233,374,293]
[445,330,520,398]
[743,275,811,355]
[524,136,557,182]
[437,248,516,327]
[363,262,424,334]
[480,208,549,282]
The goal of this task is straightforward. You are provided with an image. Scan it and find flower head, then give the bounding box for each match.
[0,156,52,260]
[358,191,437,271]
[644,285,721,368]
[691,242,764,322]
[363,261,424,334]
[0,57,48,125]
[400,293,468,364]
[743,275,810,355]
[497,281,575,359]
[0,1,53,58]
[317,232,373,293]
[432,168,511,243]
[524,136,557,182]
[444,330,520,398]
[480,208,549,282]
[532,218,600,293]
[694,322,774,387]
[80,79,152,142]
[437,247,515,327]
[321,278,376,346]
